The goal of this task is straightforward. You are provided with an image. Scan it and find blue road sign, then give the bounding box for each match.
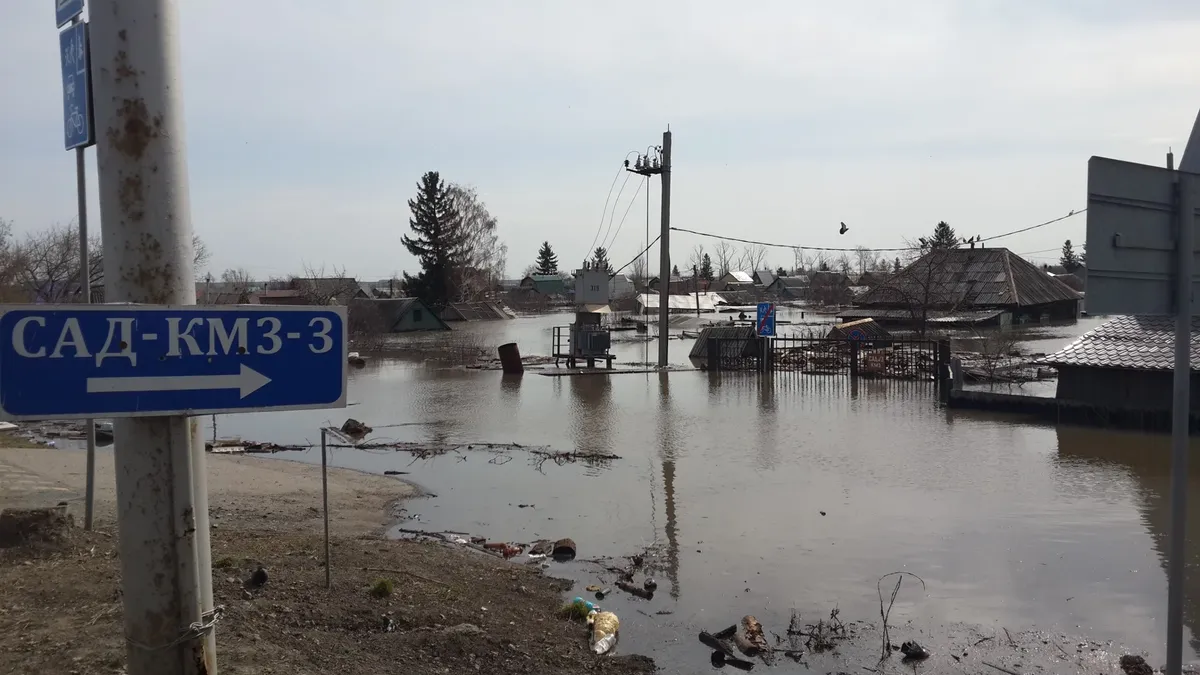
[56,0,84,28]
[756,302,776,337]
[0,305,348,420]
[60,21,93,150]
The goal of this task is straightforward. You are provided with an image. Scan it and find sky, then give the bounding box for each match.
[4,0,1200,280]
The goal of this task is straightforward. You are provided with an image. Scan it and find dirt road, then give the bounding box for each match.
[0,447,653,675]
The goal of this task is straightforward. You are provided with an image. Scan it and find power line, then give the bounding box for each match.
[603,177,645,253]
[612,235,661,277]
[586,154,637,262]
[978,208,1085,243]
[595,172,632,260]
[670,208,1086,254]
[670,226,915,253]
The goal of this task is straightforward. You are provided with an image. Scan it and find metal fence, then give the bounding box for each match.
[704,336,943,382]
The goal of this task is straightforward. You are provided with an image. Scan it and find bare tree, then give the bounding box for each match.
[10,224,102,303]
[199,267,256,304]
[861,249,980,337]
[447,184,507,301]
[628,255,648,284]
[853,246,873,275]
[791,248,809,275]
[687,244,705,274]
[713,239,735,277]
[737,244,769,273]
[192,235,211,273]
[0,220,25,302]
[293,263,360,305]
[835,254,852,275]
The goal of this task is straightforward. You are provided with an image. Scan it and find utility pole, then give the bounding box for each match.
[90,1,212,673]
[693,265,700,318]
[626,129,672,367]
[1167,138,1193,675]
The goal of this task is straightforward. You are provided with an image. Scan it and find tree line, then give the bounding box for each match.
[0,218,210,303]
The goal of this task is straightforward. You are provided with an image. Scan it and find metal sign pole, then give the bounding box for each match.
[70,12,97,531]
[1167,170,1195,675]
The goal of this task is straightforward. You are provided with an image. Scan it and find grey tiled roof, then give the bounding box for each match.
[1041,315,1200,371]
[857,247,1080,308]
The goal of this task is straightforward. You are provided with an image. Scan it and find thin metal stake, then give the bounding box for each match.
[76,139,96,531]
[322,428,331,589]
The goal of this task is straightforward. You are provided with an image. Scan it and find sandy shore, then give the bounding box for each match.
[0,446,416,535]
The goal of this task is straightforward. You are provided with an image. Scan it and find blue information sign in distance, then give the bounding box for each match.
[56,0,84,28]
[756,302,776,337]
[0,305,348,420]
[60,21,93,150]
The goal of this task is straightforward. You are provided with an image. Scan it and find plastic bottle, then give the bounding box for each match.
[587,609,620,655]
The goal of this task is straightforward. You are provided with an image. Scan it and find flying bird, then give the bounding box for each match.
[839,222,849,235]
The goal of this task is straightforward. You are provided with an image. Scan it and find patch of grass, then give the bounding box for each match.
[558,600,591,622]
[213,556,235,569]
[369,578,394,599]
[0,431,42,448]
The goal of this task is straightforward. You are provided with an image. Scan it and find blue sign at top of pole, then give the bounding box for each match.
[0,305,348,420]
[59,21,93,150]
[756,302,776,337]
[56,0,84,28]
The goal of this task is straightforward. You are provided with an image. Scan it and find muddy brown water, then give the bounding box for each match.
[64,312,1196,671]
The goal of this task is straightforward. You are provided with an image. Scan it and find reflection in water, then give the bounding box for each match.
[568,376,613,456]
[657,373,682,599]
[1056,426,1200,654]
[499,374,522,406]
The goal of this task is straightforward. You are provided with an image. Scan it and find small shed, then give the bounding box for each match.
[1041,315,1200,414]
[826,318,891,343]
[688,325,760,369]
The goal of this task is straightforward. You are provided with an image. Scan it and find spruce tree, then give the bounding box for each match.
[699,254,715,281]
[671,264,680,277]
[591,247,613,274]
[919,221,960,251]
[402,171,465,311]
[535,241,558,275]
[1060,239,1082,272]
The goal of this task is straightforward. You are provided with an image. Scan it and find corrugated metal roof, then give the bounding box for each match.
[637,292,725,312]
[856,247,1080,309]
[1041,315,1200,371]
[827,318,891,341]
[837,307,1004,324]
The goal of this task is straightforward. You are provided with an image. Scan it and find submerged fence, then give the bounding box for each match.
[704,336,948,383]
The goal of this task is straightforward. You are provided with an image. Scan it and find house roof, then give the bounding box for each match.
[809,271,849,285]
[1041,315,1200,372]
[770,276,809,288]
[837,307,1006,325]
[753,270,777,287]
[349,297,449,331]
[856,247,1081,308]
[722,271,754,284]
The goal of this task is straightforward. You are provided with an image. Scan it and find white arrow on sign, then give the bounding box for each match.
[86,364,271,399]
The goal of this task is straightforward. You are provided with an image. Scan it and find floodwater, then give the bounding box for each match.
[82,312,1198,671]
